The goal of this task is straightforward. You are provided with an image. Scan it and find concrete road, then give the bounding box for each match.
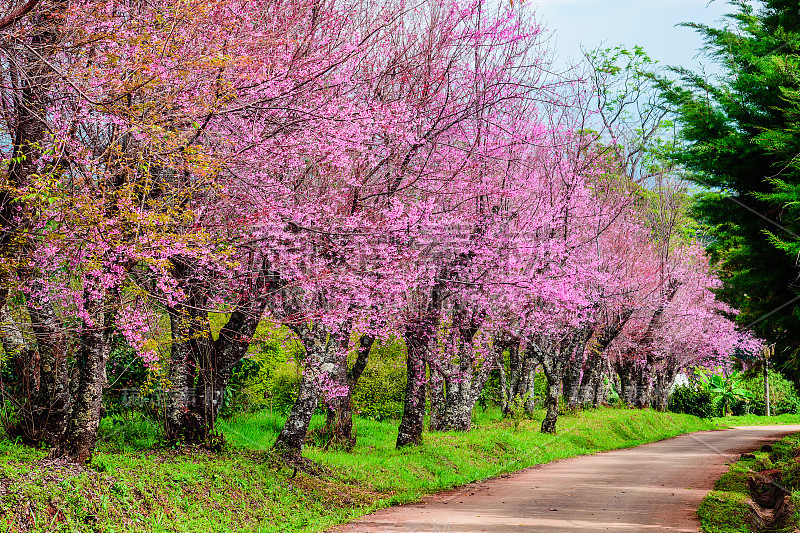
[328,425,800,533]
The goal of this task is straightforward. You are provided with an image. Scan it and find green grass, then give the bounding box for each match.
[699,490,752,533]
[0,407,714,532]
[711,413,800,426]
[698,433,800,533]
[698,452,763,533]
[697,452,772,533]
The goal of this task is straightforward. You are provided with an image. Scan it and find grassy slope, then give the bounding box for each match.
[1,408,713,533]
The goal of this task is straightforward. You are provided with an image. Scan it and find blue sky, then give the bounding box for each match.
[532,0,735,72]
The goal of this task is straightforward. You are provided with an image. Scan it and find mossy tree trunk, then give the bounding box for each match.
[324,332,374,449]
[274,322,348,456]
[56,300,112,464]
[165,258,273,445]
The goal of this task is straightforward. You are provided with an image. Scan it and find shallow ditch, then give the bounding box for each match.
[743,446,798,533]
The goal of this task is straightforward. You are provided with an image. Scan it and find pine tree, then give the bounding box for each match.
[661,0,800,377]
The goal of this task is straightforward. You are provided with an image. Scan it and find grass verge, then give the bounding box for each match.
[711,413,800,427]
[698,432,800,533]
[0,407,713,532]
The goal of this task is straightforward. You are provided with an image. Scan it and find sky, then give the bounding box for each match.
[532,0,735,73]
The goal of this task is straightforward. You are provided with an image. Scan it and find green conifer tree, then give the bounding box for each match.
[660,0,800,378]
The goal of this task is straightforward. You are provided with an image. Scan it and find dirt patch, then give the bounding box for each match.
[293,474,388,508]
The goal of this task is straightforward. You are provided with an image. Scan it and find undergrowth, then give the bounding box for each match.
[0,407,714,532]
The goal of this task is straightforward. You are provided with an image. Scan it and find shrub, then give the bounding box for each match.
[669,384,717,418]
[220,321,305,415]
[103,333,152,416]
[697,370,752,417]
[351,339,406,420]
[220,357,267,419]
[776,394,800,415]
[228,329,408,420]
[265,362,302,411]
[740,370,800,415]
[534,371,548,400]
[98,411,162,450]
[478,370,503,410]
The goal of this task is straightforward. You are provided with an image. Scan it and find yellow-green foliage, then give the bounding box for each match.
[263,362,302,410]
[219,319,304,411]
[351,338,406,420]
[237,330,408,418]
[352,362,405,420]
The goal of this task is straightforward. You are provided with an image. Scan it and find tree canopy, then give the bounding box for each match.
[660,0,800,378]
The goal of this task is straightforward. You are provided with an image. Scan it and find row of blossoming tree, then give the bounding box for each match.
[0,0,758,463]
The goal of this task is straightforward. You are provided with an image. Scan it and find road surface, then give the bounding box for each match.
[329,425,800,533]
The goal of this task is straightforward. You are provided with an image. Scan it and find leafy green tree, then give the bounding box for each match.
[660,0,800,378]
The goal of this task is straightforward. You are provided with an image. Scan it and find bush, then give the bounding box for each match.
[351,338,406,420]
[739,370,800,416]
[776,394,800,415]
[479,370,503,410]
[220,357,268,418]
[219,321,305,415]
[669,384,717,418]
[103,333,152,416]
[265,363,301,411]
[227,329,408,421]
[98,411,162,450]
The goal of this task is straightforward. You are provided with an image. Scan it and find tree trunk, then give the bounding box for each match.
[165,258,273,445]
[534,344,565,435]
[3,0,71,447]
[634,365,652,409]
[436,337,498,432]
[274,335,325,455]
[324,389,353,449]
[440,380,471,431]
[500,340,536,416]
[428,364,447,431]
[274,363,321,454]
[652,367,677,412]
[57,305,111,463]
[274,323,346,456]
[164,310,206,443]
[615,360,637,407]
[620,284,681,410]
[324,345,352,448]
[591,360,608,406]
[563,353,584,410]
[324,332,373,449]
[578,353,603,407]
[8,292,72,445]
[426,304,491,433]
[396,322,431,448]
[576,312,631,408]
[524,365,537,413]
[164,260,212,444]
[541,378,560,434]
[531,326,591,434]
[498,360,509,412]
[28,299,70,445]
